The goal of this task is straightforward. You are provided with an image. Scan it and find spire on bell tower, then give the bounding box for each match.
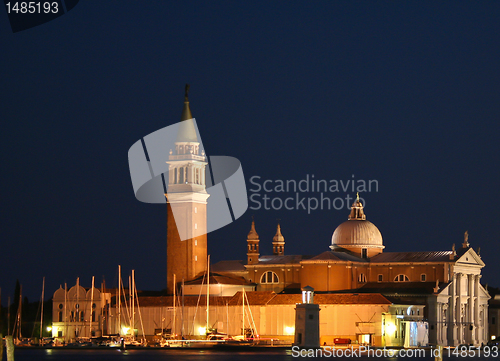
[273,222,285,255]
[167,84,207,192]
[247,217,260,265]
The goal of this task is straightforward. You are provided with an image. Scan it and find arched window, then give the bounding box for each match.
[358,273,367,283]
[260,271,279,284]
[394,274,409,282]
[58,311,63,322]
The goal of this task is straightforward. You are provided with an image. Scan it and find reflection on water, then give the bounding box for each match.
[14,348,293,361]
[13,348,495,360]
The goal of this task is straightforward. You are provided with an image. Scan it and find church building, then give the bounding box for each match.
[51,87,491,347]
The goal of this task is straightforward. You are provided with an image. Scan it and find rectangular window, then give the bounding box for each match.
[195,255,197,261]
[421,274,426,282]
[378,274,383,282]
[362,248,367,258]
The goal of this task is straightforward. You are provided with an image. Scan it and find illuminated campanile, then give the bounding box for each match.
[166,85,209,294]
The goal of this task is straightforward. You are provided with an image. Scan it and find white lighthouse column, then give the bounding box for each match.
[294,286,320,349]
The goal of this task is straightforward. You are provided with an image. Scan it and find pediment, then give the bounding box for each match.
[455,248,485,268]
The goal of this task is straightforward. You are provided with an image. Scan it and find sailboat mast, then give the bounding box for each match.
[132,269,135,338]
[18,284,23,341]
[242,288,244,338]
[40,277,45,343]
[89,276,94,339]
[173,273,176,336]
[181,278,184,338]
[118,265,121,335]
[64,283,67,343]
[76,278,80,337]
[206,255,210,334]
[7,296,10,336]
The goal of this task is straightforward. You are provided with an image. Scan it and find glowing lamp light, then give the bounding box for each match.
[198,327,207,335]
[285,326,295,335]
[121,327,130,335]
[46,326,52,332]
[386,323,397,335]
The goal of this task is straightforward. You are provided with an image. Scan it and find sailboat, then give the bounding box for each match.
[121,269,147,347]
[218,288,260,348]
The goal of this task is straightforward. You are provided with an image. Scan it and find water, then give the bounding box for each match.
[11,348,292,361]
[9,347,496,360]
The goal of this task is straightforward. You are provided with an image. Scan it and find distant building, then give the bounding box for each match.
[488,293,500,342]
[51,281,112,341]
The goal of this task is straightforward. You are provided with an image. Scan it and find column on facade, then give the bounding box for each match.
[466,274,473,344]
[441,303,448,345]
[447,273,456,346]
[456,273,463,344]
[474,275,480,344]
[436,302,442,345]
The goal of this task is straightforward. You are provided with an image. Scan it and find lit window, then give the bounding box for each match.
[260,271,279,284]
[358,273,367,283]
[394,274,409,282]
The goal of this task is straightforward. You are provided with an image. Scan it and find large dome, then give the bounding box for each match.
[331,220,383,247]
[330,196,384,254]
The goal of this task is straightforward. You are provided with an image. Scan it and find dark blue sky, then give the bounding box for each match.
[1,1,500,302]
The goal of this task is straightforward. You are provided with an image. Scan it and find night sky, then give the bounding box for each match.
[1,1,500,302]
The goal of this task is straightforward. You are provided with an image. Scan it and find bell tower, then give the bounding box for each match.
[272,223,285,255]
[166,85,209,294]
[247,218,260,265]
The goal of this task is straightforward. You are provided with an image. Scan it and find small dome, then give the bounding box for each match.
[247,219,259,240]
[273,224,284,244]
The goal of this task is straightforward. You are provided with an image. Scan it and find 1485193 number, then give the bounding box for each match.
[5,2,59,14]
